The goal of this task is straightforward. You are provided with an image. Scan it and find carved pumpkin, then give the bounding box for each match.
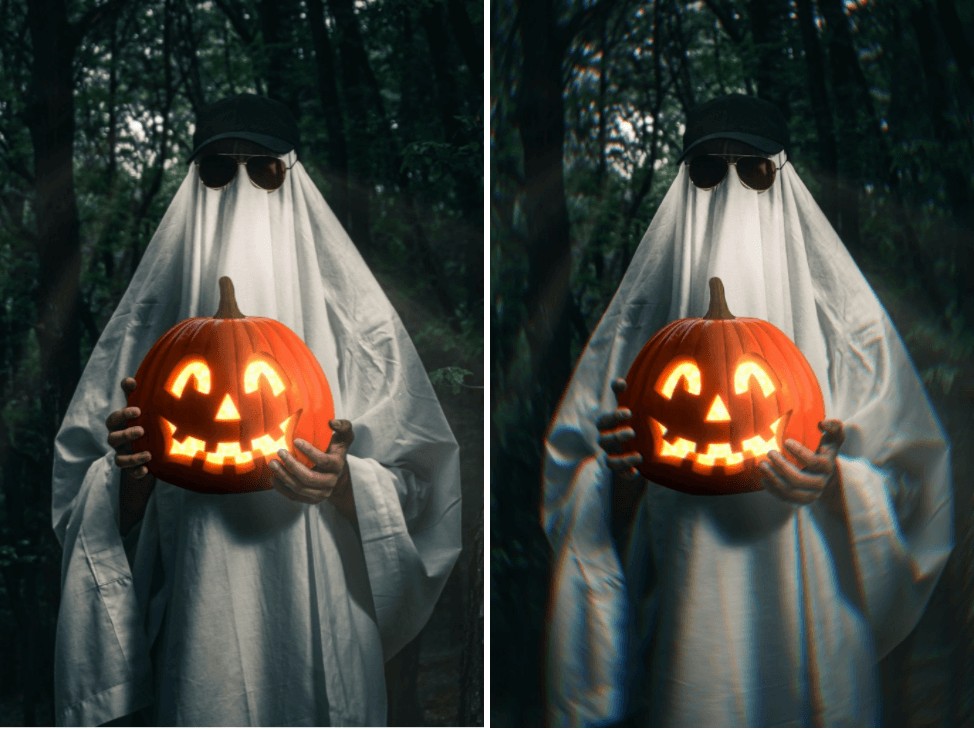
[617,277,825,495]
[128,277,335,494]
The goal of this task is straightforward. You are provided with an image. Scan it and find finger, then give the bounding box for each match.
[598,427,636,453]
[817,419,845,459]
[766,451,827,492]
[326,419,355,457]
[596,408,632,431]
[610,378,628,396]
[107,425,145,450]
[275,448,320,484]
[270,472,319,504]
[269,458,316,497]
[759,461,818,504]
[274,449,339,497]
[293,438,328,467]
[115,451,151,469]
[120,377,138,395]
[606,452,643,473]
[783,439,829,473]
[105,407,141,432]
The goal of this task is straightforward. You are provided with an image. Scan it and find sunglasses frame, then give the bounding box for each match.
[687,154,782,193]
[196,152,297,192]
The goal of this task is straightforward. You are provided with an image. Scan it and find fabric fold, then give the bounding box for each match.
[543,160,952,726]
[52,160,460,726]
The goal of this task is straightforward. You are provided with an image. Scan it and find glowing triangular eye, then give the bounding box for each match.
[215,394,241,421]
[244,359,286,396]
[705,395,731,422]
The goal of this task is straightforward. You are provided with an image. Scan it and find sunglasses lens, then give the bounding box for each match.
[246,157,287,190]
[198,155,238,189]
[736,157,776,191]
[688,156,729,189]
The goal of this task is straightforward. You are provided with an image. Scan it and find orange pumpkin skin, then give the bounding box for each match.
[617,278,825,496]
[127,277,335,494]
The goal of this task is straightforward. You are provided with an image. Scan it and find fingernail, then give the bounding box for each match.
[269,460,280,471]
[785,439,798,449]
[278,449,288,460]
[294,439,306,449]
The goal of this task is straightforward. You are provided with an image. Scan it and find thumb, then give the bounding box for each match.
[816,419,845,460]
[326,419,355,456]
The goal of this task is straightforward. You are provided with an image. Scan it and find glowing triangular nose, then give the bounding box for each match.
[215,394,241,421]
[705,395,731,422]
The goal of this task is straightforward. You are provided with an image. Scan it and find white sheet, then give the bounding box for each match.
[543,157,953,726]
[52,157,461,726]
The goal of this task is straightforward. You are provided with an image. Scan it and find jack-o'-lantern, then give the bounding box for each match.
[128,276,335,494]
[617,277,825,495]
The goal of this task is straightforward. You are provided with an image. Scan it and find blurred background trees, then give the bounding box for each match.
[492,0,974,724]
[0,0,483,724]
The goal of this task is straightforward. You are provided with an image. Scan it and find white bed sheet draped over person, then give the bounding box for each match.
[543,152,953,726]
[52,154,461,726]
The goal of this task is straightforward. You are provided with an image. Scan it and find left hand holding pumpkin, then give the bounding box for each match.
[270,418,356,522]
[760,419,845,509]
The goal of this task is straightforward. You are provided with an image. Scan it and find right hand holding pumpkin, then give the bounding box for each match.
[597,378,643,481]
[106,377,153,481]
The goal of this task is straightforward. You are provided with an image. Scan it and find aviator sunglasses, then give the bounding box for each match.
[196,153,295,192]
[687,154,781,192]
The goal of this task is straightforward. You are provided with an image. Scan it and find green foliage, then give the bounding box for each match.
[492,0,974,725]
[0,0,483,722]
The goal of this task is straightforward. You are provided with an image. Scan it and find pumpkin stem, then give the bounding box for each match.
[215,276,246,319]
[704,277,735,320]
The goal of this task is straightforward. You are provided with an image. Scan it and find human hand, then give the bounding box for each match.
[597,378,643,481]
[760,419,845,508]
[270,419,356,520]
[106,377,153,482]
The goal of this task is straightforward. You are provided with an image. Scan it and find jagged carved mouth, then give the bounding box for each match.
[161,414,297,474]
[649,414,787,475]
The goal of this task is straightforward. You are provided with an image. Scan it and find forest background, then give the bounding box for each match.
[0,0,483,725]
[492,0,974,725]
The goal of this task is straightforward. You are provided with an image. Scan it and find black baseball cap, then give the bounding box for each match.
[679,94,789,162]
[189,94,300,161]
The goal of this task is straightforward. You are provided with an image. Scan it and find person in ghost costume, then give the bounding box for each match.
[52,94,461,726]
[542,95,953,726]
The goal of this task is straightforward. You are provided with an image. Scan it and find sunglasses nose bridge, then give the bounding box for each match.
[198,154,289,192]
[688,155,776,192]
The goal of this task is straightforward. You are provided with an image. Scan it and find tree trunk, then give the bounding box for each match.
[328,0,388,254]
[458,513,483,725]
[795,0,839,222]
[747,0,791,114]
[446,0,481,82]
[258,0,299,113]
[25,0,81,431]
[420,0,482,315]
[515,0,573,410]
[817,0,866,253]
[935,0,974,95]
[307,0,351,226]
[911,2,974,340]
